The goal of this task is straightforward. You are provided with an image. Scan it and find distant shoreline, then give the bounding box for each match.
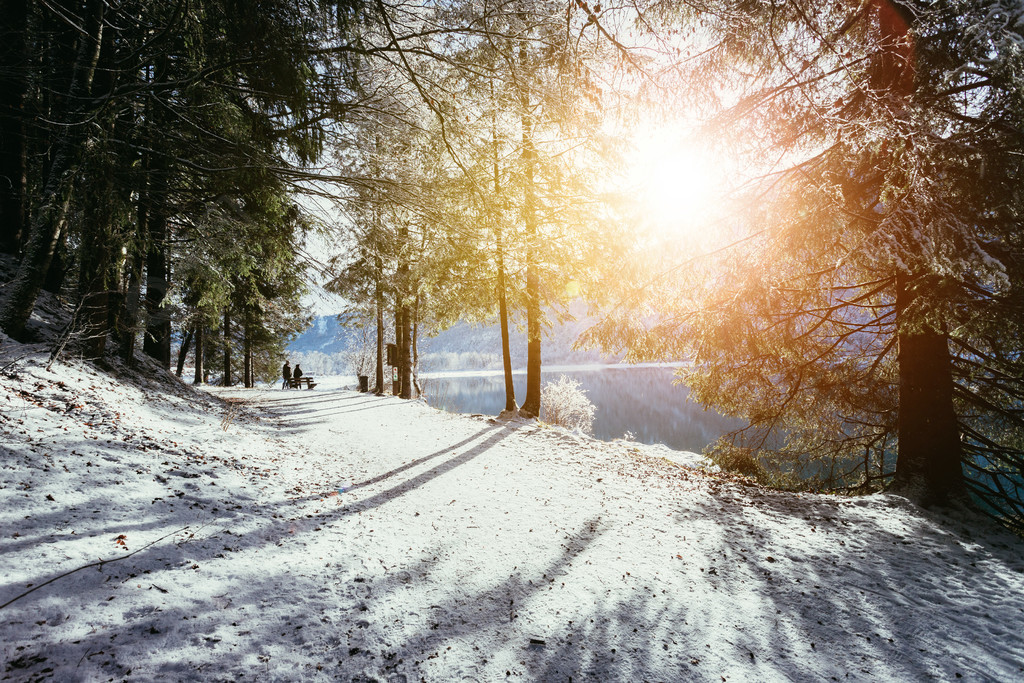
[418,361,687,380]
[298,361,690,382]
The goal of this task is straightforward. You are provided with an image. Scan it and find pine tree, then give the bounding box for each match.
[598,0,1024,523]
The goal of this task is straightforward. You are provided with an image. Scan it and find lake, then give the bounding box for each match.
[419,365,743,454]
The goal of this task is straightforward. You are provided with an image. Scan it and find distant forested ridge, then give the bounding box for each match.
[288,305,624,376]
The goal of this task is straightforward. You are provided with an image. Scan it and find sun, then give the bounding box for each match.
[627,127,728,242]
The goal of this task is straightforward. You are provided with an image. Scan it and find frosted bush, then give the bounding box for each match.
[344,346,373,377]
[541,375,596,434]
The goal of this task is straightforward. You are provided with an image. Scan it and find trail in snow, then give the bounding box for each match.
[2,348,1023,682]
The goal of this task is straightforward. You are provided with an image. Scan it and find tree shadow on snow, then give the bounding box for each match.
[7,398,1024,682]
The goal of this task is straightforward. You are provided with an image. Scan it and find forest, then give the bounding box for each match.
[1,0,1023,530]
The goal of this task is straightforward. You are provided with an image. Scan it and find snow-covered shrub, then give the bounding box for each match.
[419,350,502,372]
[541,375,596,434]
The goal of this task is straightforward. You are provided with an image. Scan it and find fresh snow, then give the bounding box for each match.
[2,347,1024,682]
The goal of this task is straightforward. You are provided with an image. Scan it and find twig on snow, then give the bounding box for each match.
[0,526,189,610]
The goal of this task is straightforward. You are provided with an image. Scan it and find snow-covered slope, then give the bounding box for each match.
[2,345,1023,681]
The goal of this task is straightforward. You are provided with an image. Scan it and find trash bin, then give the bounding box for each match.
[358,375,369,392]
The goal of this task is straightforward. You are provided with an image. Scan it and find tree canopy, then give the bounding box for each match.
[586,0,1024,529]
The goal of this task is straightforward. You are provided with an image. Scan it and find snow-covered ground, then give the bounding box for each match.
[2,345,1024,682]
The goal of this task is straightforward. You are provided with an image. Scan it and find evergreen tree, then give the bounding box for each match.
[0,0,365,366]
[596,0,1024,524]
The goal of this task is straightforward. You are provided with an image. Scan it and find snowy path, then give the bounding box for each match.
[2,354,1024,681]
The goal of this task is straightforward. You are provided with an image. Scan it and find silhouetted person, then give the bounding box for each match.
[282,361,292,389]
[293,364,303,379]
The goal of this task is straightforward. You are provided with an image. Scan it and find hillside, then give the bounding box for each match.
[2,332,1024,680]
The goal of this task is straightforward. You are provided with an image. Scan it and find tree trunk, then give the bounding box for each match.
[72,26,124,360]
[412,291,422,397]
[397,227,412,399]
[76,226,111,361]
[117,74,151,365]
[890,274,966,505]
[75,161,120,360]
[491,100,517,413]
[497,231,517,413]
[142,180,171,367]
[522,258,541,417]
[193,322,204,384]
[519,94,541,418]
[0,0,28,255]
[243,317,253,388]
[0,0,104,340]
[374,262,384,395]
[42,225,71,295]
[394,297,403,396]
[115,252,143,364]
[400,297,412,399]
[77,289,110,360]
[222,309,232,386]
[176,327,194,378]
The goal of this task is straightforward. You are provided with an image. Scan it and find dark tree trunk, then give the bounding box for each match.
[522,257,541,417]
[0,0,28,255]
[497,232,516,413]
[491,104,516,413]
[243,316,253,388]
[394,298,403,396]
[890,274,966,505]
[222,309,232,386]
[412,291,422,397]
[397,228,412,399]
[74,227,109,356]
[42,225,70,295]
[77,289,110,360]
[75,160,120,360]
[71,18,122,360]
[176,327,194,378]
[142,181,171,367]
[75,234,107,359]
[0,0,104,340]
[374,266,384,395]
[203,329,213,383]
[193,322,204,384]
[519,97,541,418]
[400,298,412,399]
[116,76,150,365]
[115,252,143,364]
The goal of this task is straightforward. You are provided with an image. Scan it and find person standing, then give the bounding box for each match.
[282,361,292,389]
[293,364,303,380]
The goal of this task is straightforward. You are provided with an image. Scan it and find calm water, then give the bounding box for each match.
[420,365,743,453]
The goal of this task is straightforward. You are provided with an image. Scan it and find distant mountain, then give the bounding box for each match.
[287,306,623,375]
[287,313,364,354]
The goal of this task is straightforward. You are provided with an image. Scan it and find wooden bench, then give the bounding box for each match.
[288,376,317,389]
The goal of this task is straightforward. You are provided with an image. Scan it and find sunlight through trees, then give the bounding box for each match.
[1,0,1022,529]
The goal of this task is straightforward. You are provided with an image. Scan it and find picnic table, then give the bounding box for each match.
[289,376,317,389]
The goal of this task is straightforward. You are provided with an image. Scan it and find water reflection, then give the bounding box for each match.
[421,366,743,453]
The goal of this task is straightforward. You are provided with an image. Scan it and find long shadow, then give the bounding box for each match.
[275,402,420,426]
[2,513,610,681]
[676,487,1024,681]
[2,423,513,608]
[363,515,607,648]
[253,393,419,424]
[7,450,1024,681]
[346,425,501,493]
[337,427,512,515]
[250,393,361,410]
